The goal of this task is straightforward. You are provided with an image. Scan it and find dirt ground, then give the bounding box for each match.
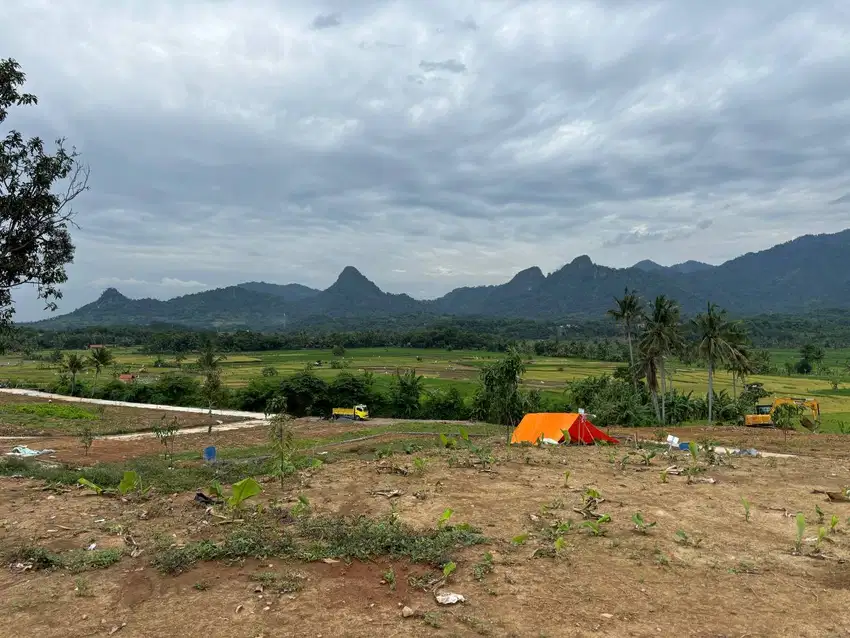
[2,427,850,638]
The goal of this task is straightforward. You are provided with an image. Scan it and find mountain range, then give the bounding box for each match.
[29,229,850,330]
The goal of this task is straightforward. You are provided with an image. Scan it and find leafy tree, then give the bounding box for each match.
[773,402,803,442]
[607,288,642,383]
[280,369,329,416]
[389,368,424,418]
[692,303,745,424]
[174,353,186,368]
[799,343,825,369]
[87,346,114,393]
[196,342,226,428]
[476,349,526,441]
[61,352,86,395]
[795,359,813,375]
[638,295,684,425]
[332,344,346,357]
[1,58,89,329]
[261,366,278,377]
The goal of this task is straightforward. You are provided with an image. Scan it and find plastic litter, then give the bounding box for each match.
[6,445,55,457]
[435,592,465,605]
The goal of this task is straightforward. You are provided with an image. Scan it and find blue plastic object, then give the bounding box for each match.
[203,446,217,462]
[678,442,691,451]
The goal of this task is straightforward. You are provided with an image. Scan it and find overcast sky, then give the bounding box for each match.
[5,0,850,320]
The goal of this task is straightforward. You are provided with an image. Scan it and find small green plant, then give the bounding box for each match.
[383,566,396,590]
[554,536,566,554]
[674,529,702,547]
[439,433,457,449]
[830,514,839,534]
[266,397,295,485]
[423,612,442,628]
[511,533,529,546]
[74,576,92,597]
[226,477,262,509]
[815,504,825,524]
[291,494,310,517]
[152,414,179,464]
[209,480,224,498]
[437,508,454,529]
[794,513,806,553]
[638,449,656,466]
[413,457,427,474]
[631,512,656,533]
[581,514,611,536]
[79,426,94,456]
[472,552,494,581]
[660,468,668,484]
[741,497,751,523]
[815,527,827,553]
[563,470,571,487]
[117,470,149,497]
[193,581,210,591]
[250,571,305,593]
[442,561,457,581]
[77,477,105,495]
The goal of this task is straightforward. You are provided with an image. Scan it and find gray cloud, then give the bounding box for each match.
[310,12,341,30]
[419,59,467,74]
[4,0,850,319]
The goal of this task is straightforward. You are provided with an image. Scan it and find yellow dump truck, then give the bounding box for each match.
[744,398,821,430]
[331,404,369,421]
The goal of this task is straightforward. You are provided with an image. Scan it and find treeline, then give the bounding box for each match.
[4,318,618,354]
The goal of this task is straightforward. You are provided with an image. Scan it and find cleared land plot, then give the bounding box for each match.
[2,422,850,638]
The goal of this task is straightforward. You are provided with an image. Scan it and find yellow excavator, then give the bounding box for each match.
[744,397,821,430]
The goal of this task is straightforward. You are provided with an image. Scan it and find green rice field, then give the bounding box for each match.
[2,346,849,431]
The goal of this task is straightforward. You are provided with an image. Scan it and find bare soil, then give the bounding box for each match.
[2,426,850,637]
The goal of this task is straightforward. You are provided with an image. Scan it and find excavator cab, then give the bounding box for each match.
[744,398,821,430]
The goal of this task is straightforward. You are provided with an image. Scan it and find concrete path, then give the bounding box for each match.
[0,388,266,419]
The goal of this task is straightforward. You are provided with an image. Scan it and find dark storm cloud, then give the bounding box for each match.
[3,0,850,319]
[310,12,341,29]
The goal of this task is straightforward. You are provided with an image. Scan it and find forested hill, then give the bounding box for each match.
[28,229,850,330]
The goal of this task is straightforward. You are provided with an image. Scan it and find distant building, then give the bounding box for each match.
[118,374,136,383]
[87,344,105,350]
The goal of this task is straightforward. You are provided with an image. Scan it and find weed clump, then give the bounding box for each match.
[10,546,122,573]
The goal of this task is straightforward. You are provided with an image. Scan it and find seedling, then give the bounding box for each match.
[439,433,457,449]
[383,566,396,590]
[638,449,656,466]
[226,477,262,510]
[152,415,180,464]
[830,514,840,534]
[442,561,457,581]
[794,513,806,553]
[209,480,224,498]
[118,471,149,497]
[78,478,105,495]
[674,529,702,547]
[563,470,571,487]
[815,504,825,524]
[413,457,427,474]
[472,552,494,581]
[631,512,657,533]
[554,536,566,554]
[660,469,669,484]
[291,494,310,517]
[511,533,529,546]
[437,508,454,529]
[741,497,751,523]
[79,426,94,456]
[815,527,827,553]
[581,514,611,536]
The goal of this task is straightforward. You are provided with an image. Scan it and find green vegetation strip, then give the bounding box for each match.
[152,515,486,575]
[9,547,122,573]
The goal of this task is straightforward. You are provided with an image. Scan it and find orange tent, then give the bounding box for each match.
[510,413,619,446]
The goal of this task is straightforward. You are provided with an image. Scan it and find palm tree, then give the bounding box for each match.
[87,347,115,393]
[639,296,684,425]
[607,288,642,384]
[726,335,754,399]
[635,347,661,423]
[692,303,744,424]
[61,353,86,395]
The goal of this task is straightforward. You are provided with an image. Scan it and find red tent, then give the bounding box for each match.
[511,412,619,446]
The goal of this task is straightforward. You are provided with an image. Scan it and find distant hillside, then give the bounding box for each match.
[29,229,850,329]
[633,259,713,274]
